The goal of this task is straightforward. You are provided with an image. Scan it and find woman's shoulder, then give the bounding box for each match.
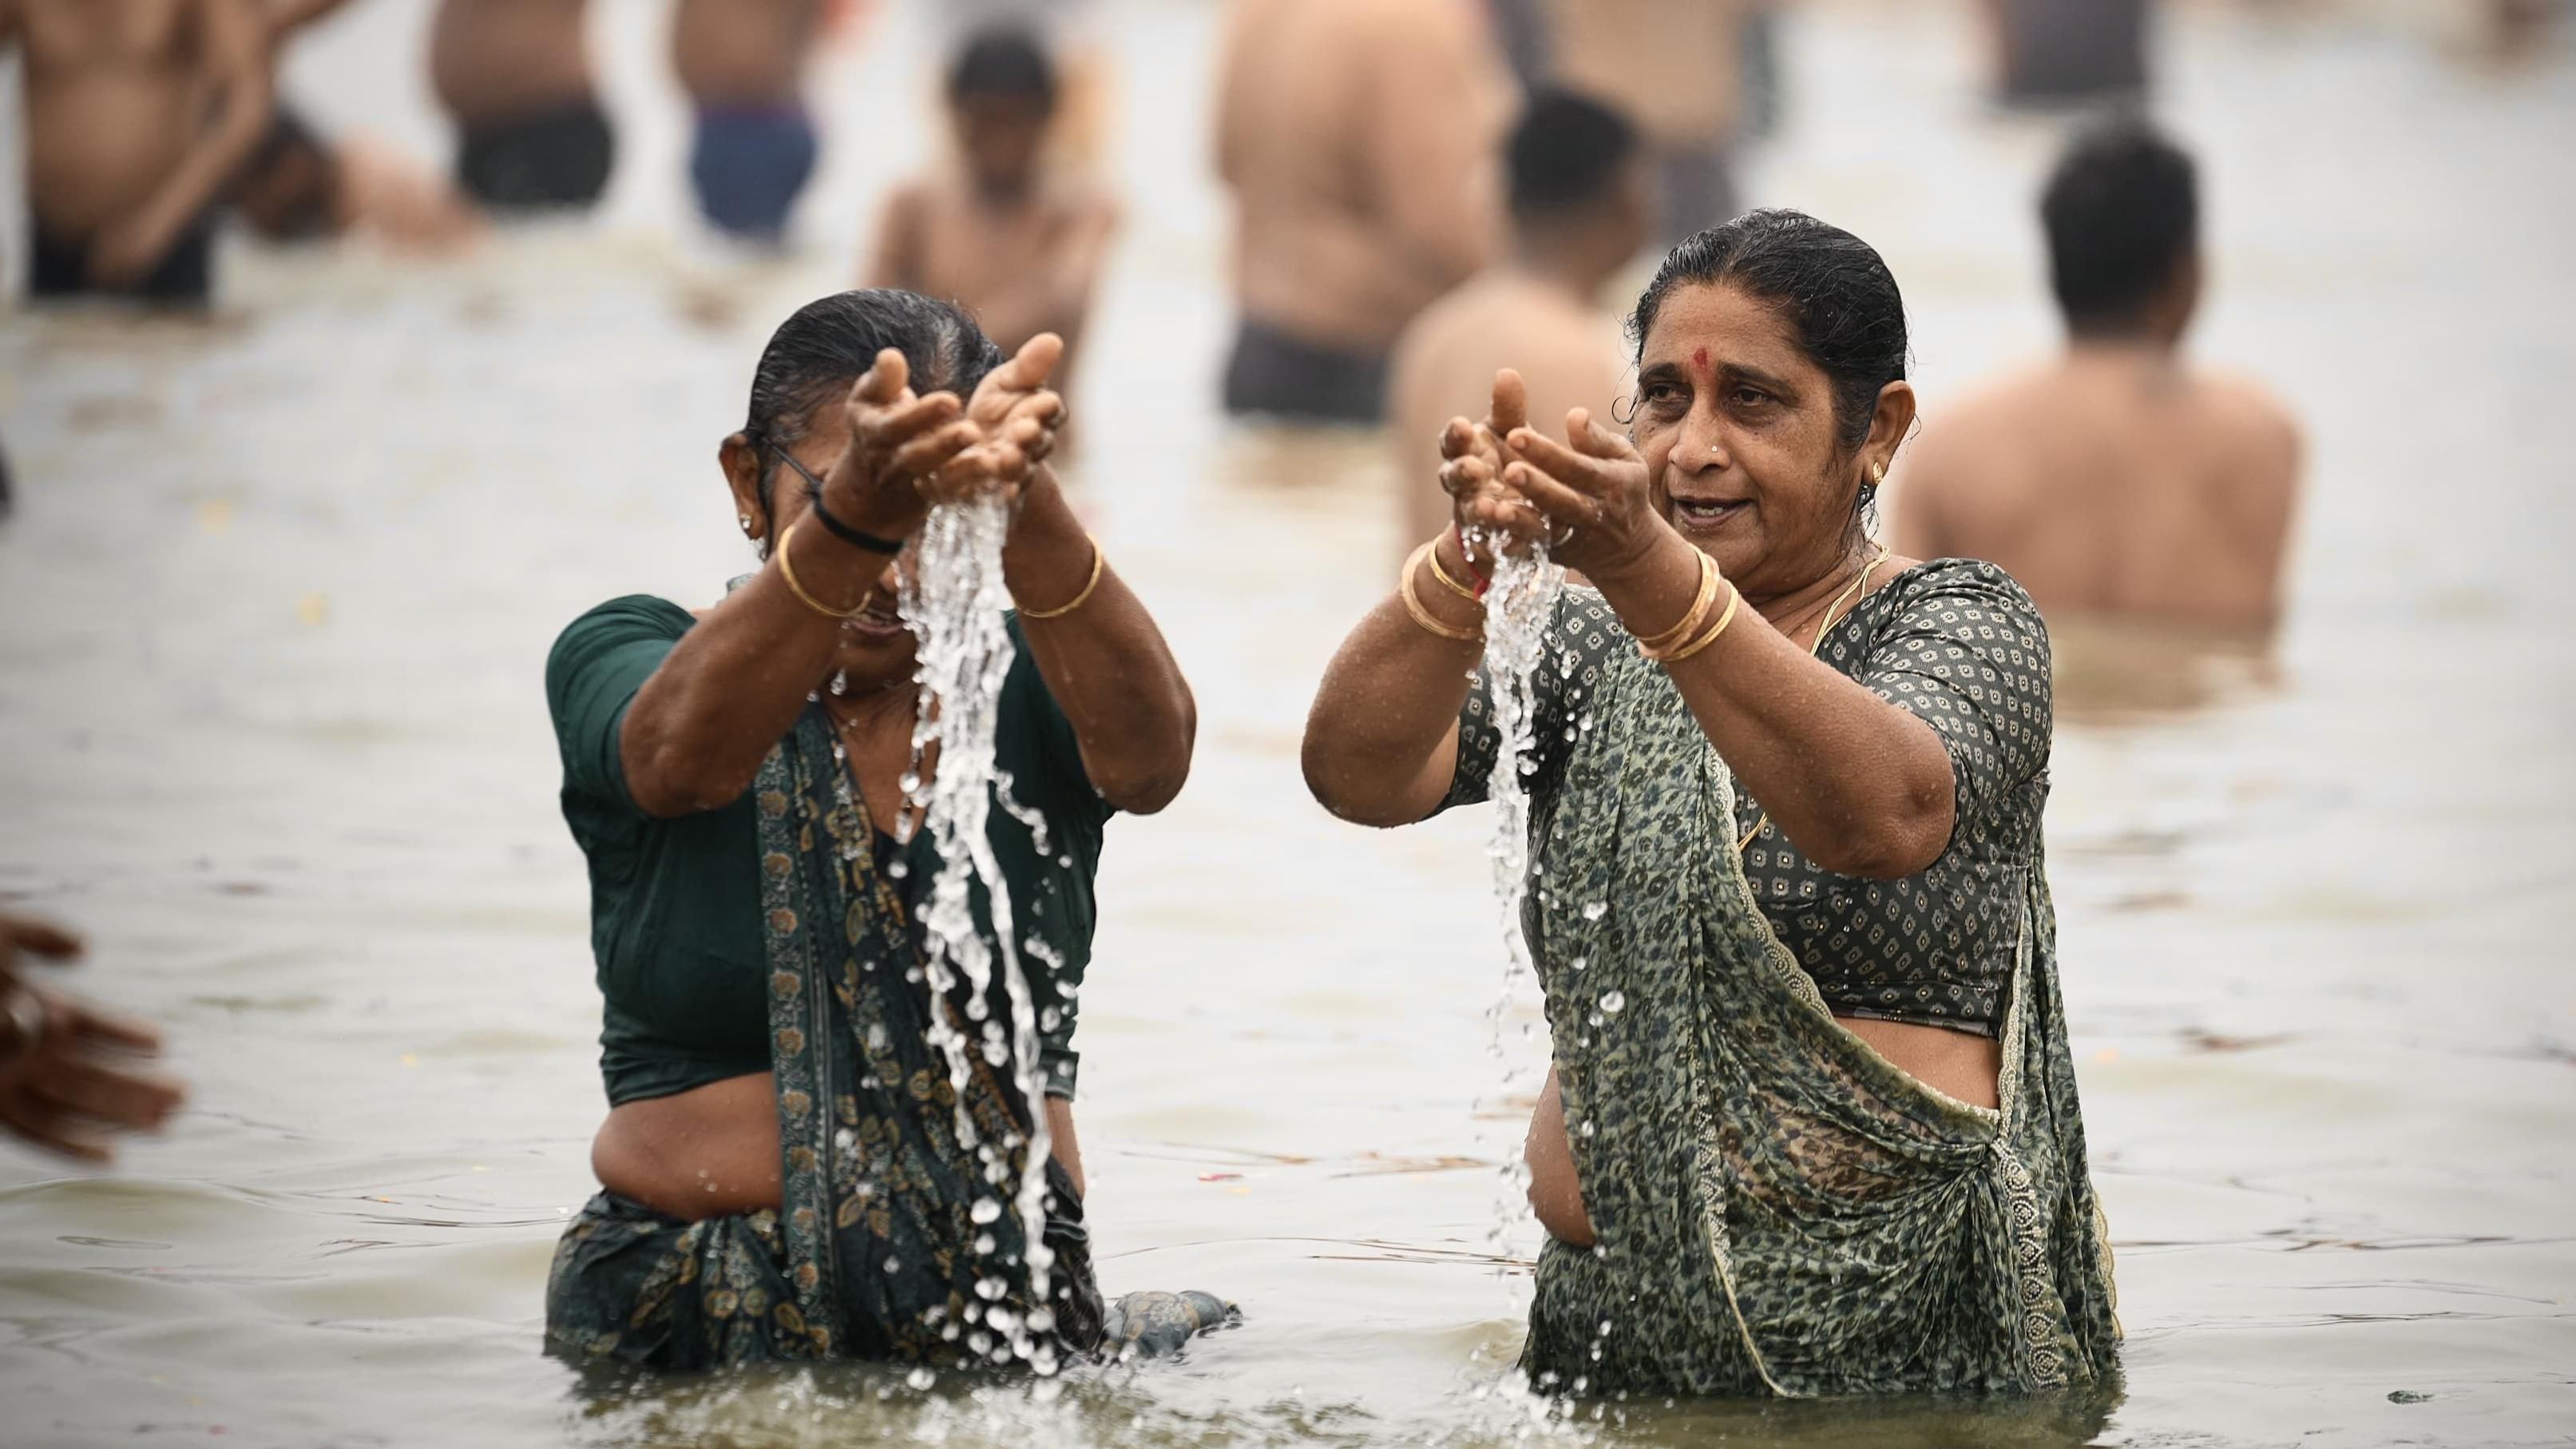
[546,595,697,689]
[554,594,697,650]
[1869,558,2049,636]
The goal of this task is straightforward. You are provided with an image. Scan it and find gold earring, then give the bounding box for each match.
[1869,459,1887,485]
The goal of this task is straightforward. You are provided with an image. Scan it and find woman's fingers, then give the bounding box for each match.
[995,389,1066,438]
[1506,426,1624,499]
[0,1094,112,1164]
[853,391,962,451]
[1504,461,1610,528]
[67,1000,163,1057]
[1439,455,1495,500]
[1437,417,1484,465]
[884,419,985,480]
[991,333,1066,397]
[1485,369,1530,443]
[850,347,911,409]
[1566,407,1643,463]
[0,916,84,967]
[969,334,1066,423]
[29,1054,184,1132]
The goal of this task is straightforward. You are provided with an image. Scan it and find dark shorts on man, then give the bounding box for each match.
[1222,320,1390,426]
[26,220,216,308]
[456,100,616,212]
[689,106,819,242]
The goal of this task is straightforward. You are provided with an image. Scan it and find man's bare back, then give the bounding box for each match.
[1216,0,1506,355]
[5,0,268,282]
[1895,347,2301,631]
[429,0,592,125]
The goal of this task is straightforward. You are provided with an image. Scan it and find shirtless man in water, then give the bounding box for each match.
[429,0,610,213]
[1895,120,2301,634]
[1215,0,1510,423]
[869,28,1117,395]
[674,0,820,243]
[2,0,271,305]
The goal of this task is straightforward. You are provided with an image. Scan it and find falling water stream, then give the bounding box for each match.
[899,494,1063,1373]
[1472,540,1567,1256]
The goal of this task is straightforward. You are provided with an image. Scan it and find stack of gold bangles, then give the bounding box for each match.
[1401,539,1484,642]
[1638,549,1742,664]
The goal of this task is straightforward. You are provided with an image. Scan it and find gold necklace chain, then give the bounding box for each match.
[1734,548,1892,853]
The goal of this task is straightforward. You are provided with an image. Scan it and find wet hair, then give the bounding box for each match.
[741,289,1002,526]
[2041,117,2198,334]
[1508,89,1639,224]
[948,26,1058,112]
[1627,208,1908,455]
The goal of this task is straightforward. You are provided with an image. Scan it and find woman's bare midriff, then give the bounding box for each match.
[592,1073,1088,1222]
[1524,1018,2001,1249]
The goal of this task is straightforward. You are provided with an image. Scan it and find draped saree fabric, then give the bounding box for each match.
[1516,637,2120,1397]
[545,705,1105,1372]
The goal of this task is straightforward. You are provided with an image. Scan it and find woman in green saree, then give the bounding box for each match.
[541,290,1217,1373]
[1304,212,2120,1398]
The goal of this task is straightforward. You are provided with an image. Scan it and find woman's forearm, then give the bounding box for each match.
[620,529,878,818]
[1591,532,1956,879]
[1006,478,1196,815]
[1302,537,1486,827]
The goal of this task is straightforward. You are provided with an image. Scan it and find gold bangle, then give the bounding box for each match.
[1654,581,1743,664]
[1423,536,1483,604]
[1018,538,1105,621]
[1402,541,1484,642]
[775,519,869,620]
[1636,549,1721,654]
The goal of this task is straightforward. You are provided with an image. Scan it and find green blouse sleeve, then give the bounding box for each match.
[546,596,697,813]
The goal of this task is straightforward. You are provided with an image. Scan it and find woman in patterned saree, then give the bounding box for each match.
[542,290,1216,1372]
[1303,212,2120,1398]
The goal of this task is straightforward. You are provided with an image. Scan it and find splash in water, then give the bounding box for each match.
[900,494,1062,1372]
[1472,535,1567,1250]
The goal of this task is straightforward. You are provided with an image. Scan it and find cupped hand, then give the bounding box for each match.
[1500,408,1672,581]
[0,914,184,1165]
[928,333,1068,507]
[1439,371,1546,566]
[819,348,980,542]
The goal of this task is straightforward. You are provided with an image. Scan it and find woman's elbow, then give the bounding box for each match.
[625,740,755,820]
[1090,698,1195,816]
[1298,745,1416,830]
[1812,788,1955,880]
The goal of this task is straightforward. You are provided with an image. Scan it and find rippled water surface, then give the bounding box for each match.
[2,2,2571,1444]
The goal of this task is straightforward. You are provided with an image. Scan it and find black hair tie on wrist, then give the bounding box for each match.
[804,480,906,556]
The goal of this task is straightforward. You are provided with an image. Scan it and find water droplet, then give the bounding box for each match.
[1599,990,1625,1014]
[830,670,849,696]
[906,1367,935,1391]
[1581,901,1609,922]
[970,1197,1002,1224]
[974,1232,995,1254]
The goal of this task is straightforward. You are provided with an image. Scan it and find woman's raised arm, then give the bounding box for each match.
[1302,375,1535,828]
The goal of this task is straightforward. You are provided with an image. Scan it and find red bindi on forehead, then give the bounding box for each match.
[1692,347,1710,376]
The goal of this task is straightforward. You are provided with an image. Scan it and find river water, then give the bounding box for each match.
[2,2,2570,1445]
